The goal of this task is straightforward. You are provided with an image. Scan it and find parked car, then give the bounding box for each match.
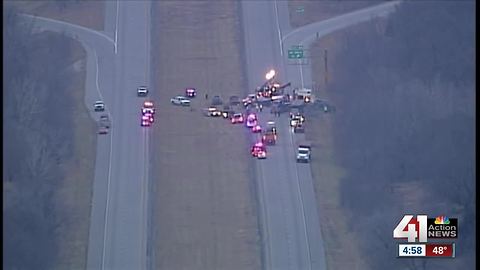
[231,113,244,124]
[99,114,111,128]
[137,86,148,97]
[221,105,235,119]
[203,107,222,117]
[170,96,191,106]
[94,101,105,111]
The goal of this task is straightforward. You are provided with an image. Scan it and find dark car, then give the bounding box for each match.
[229,95,241,106]
[221,105,235,118]
[137,86,148,97]
[211,95,223,106]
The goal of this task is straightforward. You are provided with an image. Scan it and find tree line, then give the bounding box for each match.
[324,1,475,269]
[4,6,78,270]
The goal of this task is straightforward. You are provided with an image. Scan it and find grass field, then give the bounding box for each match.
[6,0,105,31]
[288,0,382,28]
[3,2,103,268]
[151,1,261,270]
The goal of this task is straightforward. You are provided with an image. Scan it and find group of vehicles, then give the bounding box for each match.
[136,86,156,127]
[141,100,155,127]
[93,101,110,134]
[121,70,313,162]
[235,69,313,162]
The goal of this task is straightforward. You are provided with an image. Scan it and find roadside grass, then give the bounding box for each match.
[51,38,96,270]
[4,3,103,268]
[306,115,368,270]
[151,2,261,269]
[298,11,373,270]
[288,0,382,28]
[6,0,105,31]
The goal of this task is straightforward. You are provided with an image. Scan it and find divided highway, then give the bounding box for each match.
[22,1,152,269]
[22,1,401,269]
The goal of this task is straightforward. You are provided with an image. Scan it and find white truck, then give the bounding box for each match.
[296,144,311,163]
[291,88,314,108]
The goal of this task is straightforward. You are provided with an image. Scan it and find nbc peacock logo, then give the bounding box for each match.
[434,216,450,225]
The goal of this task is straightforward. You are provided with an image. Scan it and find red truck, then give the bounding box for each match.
[262,130,277,145]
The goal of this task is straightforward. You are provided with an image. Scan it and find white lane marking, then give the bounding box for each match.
[142,128,149,270]
[257,149,273,270]
[115,0,119,54]
[94,49,104,102]
[93,49,113,121]
[94,45,114,270]
[143,3,151,269]
[299,60,305,88]
[21,13,115,45]
[289,127,312,270]
[273,0,283,57]
[101,116,114,270]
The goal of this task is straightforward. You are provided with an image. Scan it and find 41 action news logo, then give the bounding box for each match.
[393,215,458,242]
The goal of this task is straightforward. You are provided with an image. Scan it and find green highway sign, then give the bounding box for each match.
[288,49,304,59]
[296,6,305,13]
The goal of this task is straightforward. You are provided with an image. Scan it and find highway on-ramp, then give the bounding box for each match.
[241,1,401,270]
[22,1,152,269]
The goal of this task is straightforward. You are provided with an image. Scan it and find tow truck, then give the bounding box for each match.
[256,69,291,98]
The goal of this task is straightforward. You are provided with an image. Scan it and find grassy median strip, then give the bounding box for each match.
[151,1,261,269]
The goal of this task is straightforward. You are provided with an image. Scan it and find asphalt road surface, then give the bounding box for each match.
[22,1,152,269]
[241,1,401,270]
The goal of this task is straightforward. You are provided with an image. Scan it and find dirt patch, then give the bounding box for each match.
[52,39,97,270]
[6,0,105,30]
[151,1,261,270]
[288,0,382,28]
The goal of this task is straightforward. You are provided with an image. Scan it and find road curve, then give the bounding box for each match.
[21,1,152,269]
[242,1,402,270]
[281,0,401,89]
